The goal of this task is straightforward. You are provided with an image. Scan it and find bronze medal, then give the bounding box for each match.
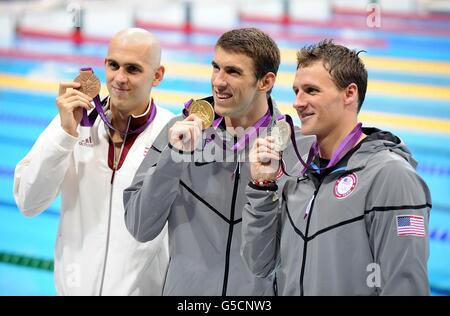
[188,99,215,129]
[74,70,101,98]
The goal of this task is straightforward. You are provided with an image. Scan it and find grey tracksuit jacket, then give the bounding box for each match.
[242,128,432,295]
[123,98,314,295]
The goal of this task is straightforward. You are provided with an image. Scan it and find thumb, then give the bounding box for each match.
[58,82,81,96]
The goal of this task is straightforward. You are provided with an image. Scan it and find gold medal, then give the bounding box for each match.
[188,99,215,129]
[74,69,101,98]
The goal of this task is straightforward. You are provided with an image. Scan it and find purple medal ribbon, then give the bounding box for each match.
[79,68,157,137]
[182,98,193,117]
[212,109,272,152]
[184,98,272,152]
[284,115,315,171]
[309,122,363,172]
[283,115,363,176]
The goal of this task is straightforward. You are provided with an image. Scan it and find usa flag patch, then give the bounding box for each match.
[396,215,425,237]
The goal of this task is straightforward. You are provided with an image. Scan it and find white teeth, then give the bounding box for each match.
[215,92,232,99]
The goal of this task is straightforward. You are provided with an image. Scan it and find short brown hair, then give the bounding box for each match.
[296,39,368,112]
[216,28,280,83]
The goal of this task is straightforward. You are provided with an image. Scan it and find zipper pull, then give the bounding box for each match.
[237,160,241,175]
[111,170,115,184]
[111,150,118,184]
[231,153,241,179]
[304,193,316,220]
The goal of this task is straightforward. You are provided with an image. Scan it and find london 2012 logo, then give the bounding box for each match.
[334,173,358,199]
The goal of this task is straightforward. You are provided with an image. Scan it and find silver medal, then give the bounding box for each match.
[272,120,291,152]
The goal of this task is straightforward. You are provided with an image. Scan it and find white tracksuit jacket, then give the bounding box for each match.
[13,102,173,295]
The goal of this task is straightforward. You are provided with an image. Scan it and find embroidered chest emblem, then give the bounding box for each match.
[334,173,357,199]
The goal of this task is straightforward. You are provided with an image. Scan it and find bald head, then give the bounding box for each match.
[108,28,162,68]
[105,28,165,115]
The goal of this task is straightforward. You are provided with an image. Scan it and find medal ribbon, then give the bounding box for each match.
[283,116,363,176]
[228,108,272,152]
[210,110,272,152]
[184,98,272,152]
[79,68,157,137]
[182,98,193,117]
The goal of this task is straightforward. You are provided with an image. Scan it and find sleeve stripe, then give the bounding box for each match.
[287,203,431,242]
[364,203,432,215]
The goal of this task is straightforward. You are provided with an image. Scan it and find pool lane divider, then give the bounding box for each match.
[0,251,53,272]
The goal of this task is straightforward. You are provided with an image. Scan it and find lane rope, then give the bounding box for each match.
[0,251,53,272]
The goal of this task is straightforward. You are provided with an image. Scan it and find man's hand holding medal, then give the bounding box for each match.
[56,69,100,137]
[169,99,214,153]
[249,119,291,184]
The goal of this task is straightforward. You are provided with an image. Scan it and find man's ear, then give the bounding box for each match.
[343,83,358,108]
[258,72,276,93]
[152,65,165,87]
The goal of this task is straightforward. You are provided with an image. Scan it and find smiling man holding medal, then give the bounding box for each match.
[124,28,313,295]
[242,40,432,295]
[13,28,174,295]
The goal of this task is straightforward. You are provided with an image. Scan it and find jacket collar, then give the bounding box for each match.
[304,127,415,179]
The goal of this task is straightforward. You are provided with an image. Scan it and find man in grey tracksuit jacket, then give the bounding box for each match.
[123,28,314,295]
[123,97,311,295]
[243,128,431,295]
[242,40,431,295]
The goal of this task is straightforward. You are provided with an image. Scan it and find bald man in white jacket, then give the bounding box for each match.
[14,28,173,295]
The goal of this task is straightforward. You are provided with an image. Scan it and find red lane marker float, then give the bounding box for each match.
[16,24,387,51]
[239,12,450,38]
[333,6,450,22]
[136,19,388,48]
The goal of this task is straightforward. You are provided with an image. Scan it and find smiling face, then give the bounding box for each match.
[292,61,348,141]
[105,32,163,116]
[211,47,262,119]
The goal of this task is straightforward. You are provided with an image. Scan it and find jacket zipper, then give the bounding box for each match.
[222,160,240,296]
[98,164,117,296]
[299,184,321,296]
[98,117,131,295]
